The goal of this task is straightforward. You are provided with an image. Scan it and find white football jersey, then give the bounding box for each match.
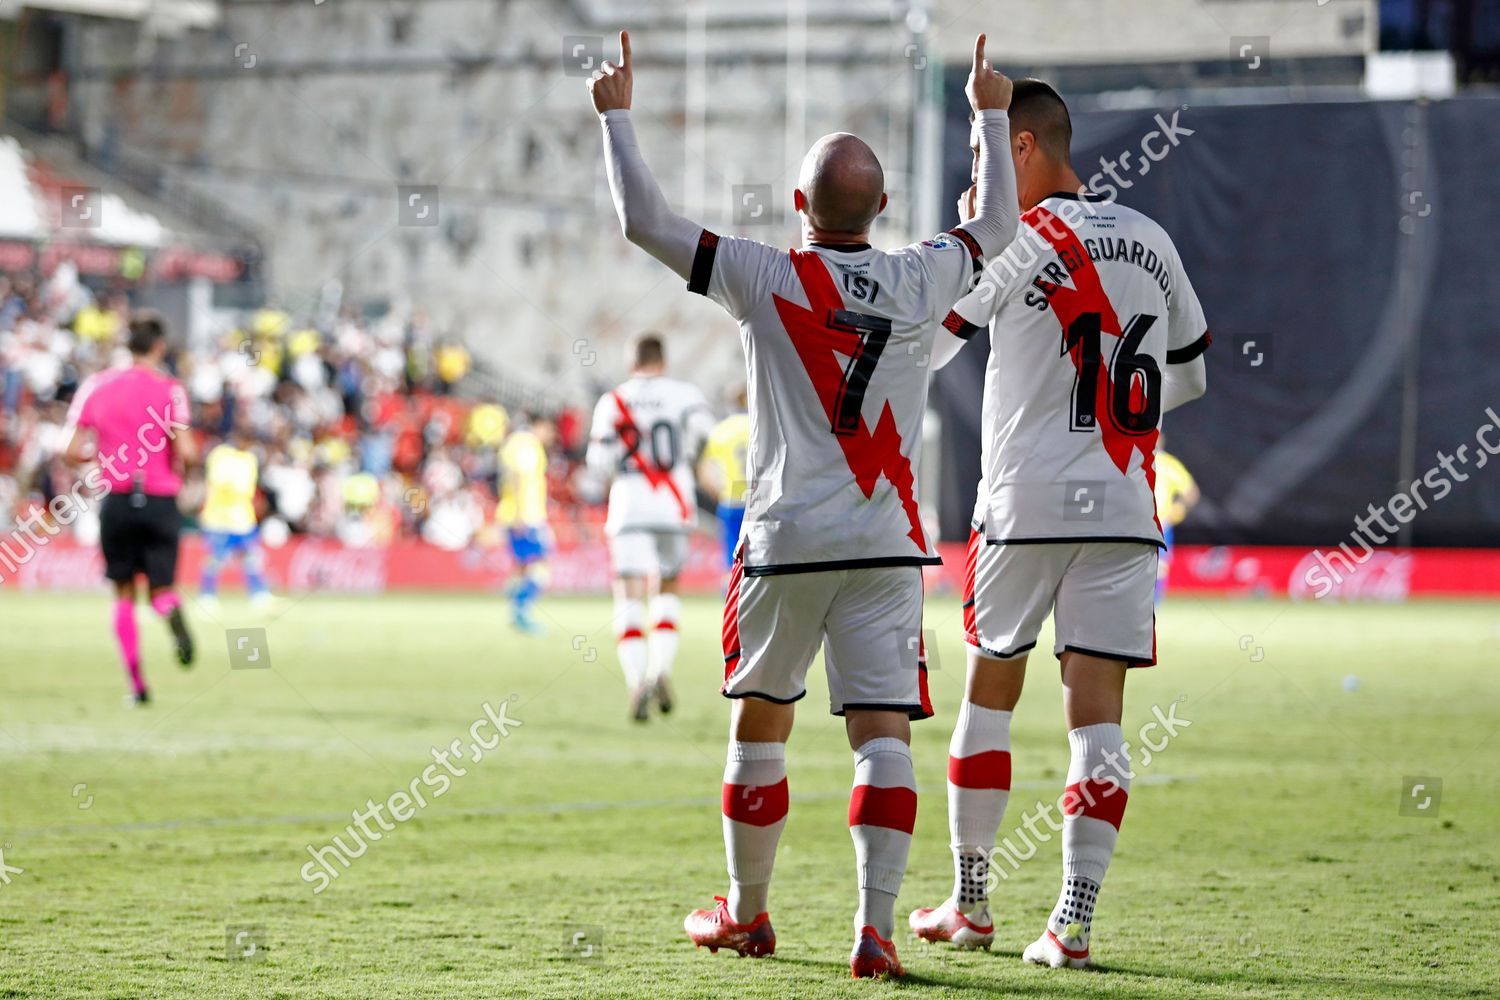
[589,374,716,535]
[949,193,1211,546]
[691,227,982,573]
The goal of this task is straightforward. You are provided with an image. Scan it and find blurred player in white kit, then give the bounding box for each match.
[587,333,715,721]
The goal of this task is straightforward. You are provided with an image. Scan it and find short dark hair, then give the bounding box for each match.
[127,310,168,356]
[1009,79,1072,164]
[633,333,664,368]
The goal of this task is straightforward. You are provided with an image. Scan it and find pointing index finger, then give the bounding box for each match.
[620,30,631,70]
[973,33,986,72]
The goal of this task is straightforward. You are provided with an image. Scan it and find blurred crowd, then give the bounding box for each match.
[0,266,593,552]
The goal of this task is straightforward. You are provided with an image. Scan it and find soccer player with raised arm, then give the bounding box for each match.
[64,313,198,703]
[586,334,715,720]
[907,80,1211,970]
[588,31,1017,977]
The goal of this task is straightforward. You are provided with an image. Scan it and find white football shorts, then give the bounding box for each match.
[609,529,691,581]
[721,559,933,719]
[962,531,1159,666]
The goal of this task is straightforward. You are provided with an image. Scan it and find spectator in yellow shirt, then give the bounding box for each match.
[435,341,472,394]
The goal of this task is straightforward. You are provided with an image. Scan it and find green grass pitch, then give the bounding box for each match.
[1,590,1497,998]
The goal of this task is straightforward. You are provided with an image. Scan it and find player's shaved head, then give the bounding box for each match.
[1009,79,1072,165]
[797,133,886,236]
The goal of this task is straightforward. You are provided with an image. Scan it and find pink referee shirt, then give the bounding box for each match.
[66,364,191,496]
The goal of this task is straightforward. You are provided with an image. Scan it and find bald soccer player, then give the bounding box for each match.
[588,31,1017,978]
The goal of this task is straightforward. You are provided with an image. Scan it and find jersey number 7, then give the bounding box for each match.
[828,309,892,436]
[1064,311,1161,436]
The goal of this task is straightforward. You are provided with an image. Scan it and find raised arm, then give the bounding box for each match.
[590,31,701,279]
[953,34,1018,258]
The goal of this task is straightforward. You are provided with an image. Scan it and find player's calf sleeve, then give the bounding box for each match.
[200,556,222,597]
[243,546,268,598]
[947,702,1012,909]
[113,598,144,695]
[150,591,180,618]
[647,593,679,681]
[514,572,541,610]
[1052,723,1132,940]
[614,597,648,688]
[848,737,917,939]
[721,740,788,923]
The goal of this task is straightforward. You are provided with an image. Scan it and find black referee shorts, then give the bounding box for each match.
[99,493,182,589]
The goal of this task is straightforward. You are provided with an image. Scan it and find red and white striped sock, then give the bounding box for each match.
[1050,723,1132,945]
[647,593,679,683]
[721,740,788,923]
[614,597,648,689]
[848,737,917,939]
[947,701,1012,911]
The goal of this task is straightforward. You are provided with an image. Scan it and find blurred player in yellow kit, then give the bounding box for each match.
[199,423,273,612]
[698,386,749,576]
[497,415,556,633]
[1154,438,1200,602]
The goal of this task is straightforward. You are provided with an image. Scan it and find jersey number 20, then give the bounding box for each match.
[618,420,679,472]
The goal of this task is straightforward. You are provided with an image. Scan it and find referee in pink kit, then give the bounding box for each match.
[64,312,197,703]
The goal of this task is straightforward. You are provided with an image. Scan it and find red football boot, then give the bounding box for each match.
[849,925,904,979]
[683,896,776,957]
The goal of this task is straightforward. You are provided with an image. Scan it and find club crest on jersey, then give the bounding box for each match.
[920,234,960,251]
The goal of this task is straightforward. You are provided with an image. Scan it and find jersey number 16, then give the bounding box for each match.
[1063,311,1161,436]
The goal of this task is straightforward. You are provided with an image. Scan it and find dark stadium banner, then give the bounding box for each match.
[934,89,1500,548]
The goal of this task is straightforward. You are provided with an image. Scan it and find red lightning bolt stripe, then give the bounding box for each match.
[611,390,690,521]
[771,250,927,553]
[1024,206,1160,533]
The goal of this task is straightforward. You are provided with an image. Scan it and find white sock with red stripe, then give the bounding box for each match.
[947,701,1012,912]
[848,737,916,939]
[721,740,788,924]
[614,597,648,689]
[1049,723,1132,949]
[647,593,680,682]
